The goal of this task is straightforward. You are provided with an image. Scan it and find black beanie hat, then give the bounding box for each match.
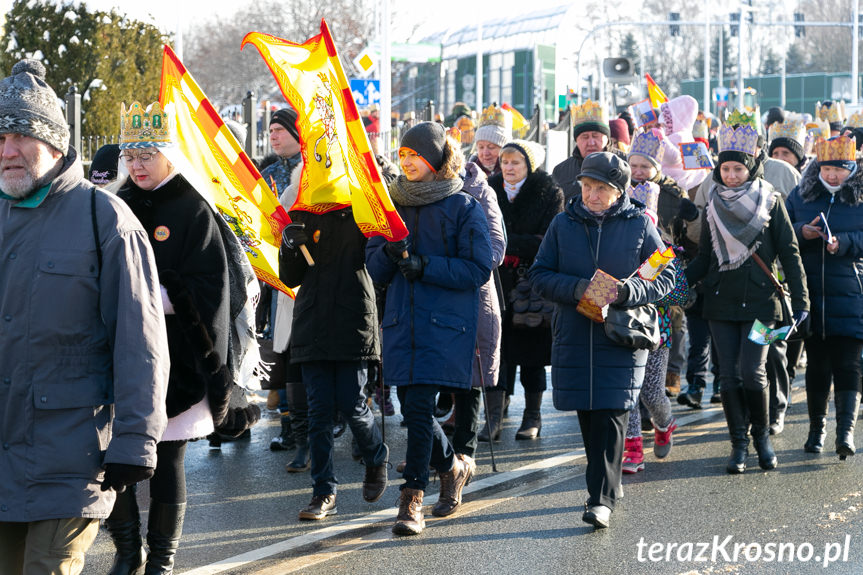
[270,108,300,142]
[846,127,863,150]
[89,143,120,185]
[400,121,447,172]
[577,151,630,194]
[573,121,611,140]
[765,106,785,130]
[768,137,805,165]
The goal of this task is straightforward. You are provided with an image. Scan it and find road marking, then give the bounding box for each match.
[182,401,730,574]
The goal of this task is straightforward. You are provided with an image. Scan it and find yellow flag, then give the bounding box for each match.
[646,73,668,109]
[242,21,408,240]
[159,45,294,295]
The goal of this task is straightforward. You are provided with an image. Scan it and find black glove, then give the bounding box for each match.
[384,238,410,263]
[100,463,155,493]
[792,310,809,326]
[678,199,699,222]
[612,281,630,306]
[282,222,309,250]
[398,254,428,282]
[573,278,590,302]
[375,155,399,183]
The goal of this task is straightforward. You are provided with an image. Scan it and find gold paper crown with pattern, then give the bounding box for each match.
[718,123,759,155]
[806,118,831,140]
[570,99,608,126]
[846,111,863,128]
[119,101,172,149]
[628,181,659,213]
[814,135,856,162]
[629,130,664,163]
[478,105,508,129]
[726,109,758,130]
[768,116,806,145]
[816,100,846,124]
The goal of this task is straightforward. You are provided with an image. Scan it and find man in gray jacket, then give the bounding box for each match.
[0,59,169,574]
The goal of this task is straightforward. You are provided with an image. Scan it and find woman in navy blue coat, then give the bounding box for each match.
[366,122,493,536]
[786,136,863,458]
[529,152,674,529]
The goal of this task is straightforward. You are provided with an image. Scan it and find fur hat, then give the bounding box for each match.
[577,151,631,194]
[0,59,69,153]
[270,108,299,142]
[501,139,545,174]
[400,121,447,172]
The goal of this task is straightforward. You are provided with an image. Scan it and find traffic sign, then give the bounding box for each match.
[350,79,381,108]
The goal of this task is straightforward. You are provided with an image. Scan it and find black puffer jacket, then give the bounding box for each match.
[279,207,380,363]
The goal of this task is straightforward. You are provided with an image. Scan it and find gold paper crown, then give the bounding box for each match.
[806,118,831,140]
[570,99,608,126]
[816,100,846,124]
[628,181,659,213]
[768,117,806,145]
[726,109,758,130]
[847,111,863,128]
[120,101,171,148]
[629,130,664,163]
[478,105,508,129]
[718,123,759,155]
[814,135,856,162]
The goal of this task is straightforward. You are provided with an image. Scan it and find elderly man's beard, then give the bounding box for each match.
[0,149,60,198]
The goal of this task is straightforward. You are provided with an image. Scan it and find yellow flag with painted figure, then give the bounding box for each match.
[242,21,408,241]
[637,246,675,281]
[158,44,294,295]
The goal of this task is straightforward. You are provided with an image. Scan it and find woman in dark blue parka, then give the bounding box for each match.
[366,122,493,536]
[786,136,863,458]
[529,152,674,529]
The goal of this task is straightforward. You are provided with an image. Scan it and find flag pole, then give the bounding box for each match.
[476,345,498,472]
[269,176,315,266]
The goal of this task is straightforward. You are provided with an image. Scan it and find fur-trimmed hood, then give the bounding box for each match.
[797,159,863,206]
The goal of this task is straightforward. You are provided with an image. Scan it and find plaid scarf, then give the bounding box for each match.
[706,178,775,271]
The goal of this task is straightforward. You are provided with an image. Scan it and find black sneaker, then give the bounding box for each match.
[298,494,337,520]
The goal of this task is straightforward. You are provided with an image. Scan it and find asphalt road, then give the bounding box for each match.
[81,374,863,575]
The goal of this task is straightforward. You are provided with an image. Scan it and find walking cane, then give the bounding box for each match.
[476,345,499,472]
[377,357,386,445]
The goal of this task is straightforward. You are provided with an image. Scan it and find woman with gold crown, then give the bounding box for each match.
[469,104,512,177]
[786,134,863,460]
[105,101,232,574]
[686,112,809,475]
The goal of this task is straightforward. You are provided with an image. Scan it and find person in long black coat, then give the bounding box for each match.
[486,140,564,441]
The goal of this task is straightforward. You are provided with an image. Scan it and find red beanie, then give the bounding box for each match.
[609,118,631,145]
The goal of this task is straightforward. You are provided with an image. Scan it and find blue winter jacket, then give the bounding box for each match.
[528,194,675,411]
[366,191,493,389]
[786,161,863,340]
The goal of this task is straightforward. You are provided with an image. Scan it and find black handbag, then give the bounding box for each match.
[603,304,663,351]
[582,222,661,351]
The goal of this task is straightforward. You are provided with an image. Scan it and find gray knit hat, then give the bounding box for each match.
[0,59,69,153]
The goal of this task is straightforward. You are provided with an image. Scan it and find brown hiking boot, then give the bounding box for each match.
[432,454,475,517]
[392,488,425,536]
[665,372,681,397]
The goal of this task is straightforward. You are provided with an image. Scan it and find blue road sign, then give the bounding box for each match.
[350,79,381,108]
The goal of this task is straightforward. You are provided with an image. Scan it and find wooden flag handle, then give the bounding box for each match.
[300,244,315,266]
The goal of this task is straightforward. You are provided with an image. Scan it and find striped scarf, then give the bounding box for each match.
[706,178,775,271]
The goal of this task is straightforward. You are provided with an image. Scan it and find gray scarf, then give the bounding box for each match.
[706,178,775,271]
[388,175,463,207]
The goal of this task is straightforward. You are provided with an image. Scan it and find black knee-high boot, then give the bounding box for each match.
[721,386,749,474]
[835,390,861,460]
[804,383,831,453]
[145,500,186,575]
[746,387,777,470]
[105,485,146,575]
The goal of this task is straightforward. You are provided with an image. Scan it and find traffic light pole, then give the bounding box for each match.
[574,19,857,113]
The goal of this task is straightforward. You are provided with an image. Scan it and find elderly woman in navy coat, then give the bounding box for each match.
[367,122,493,536]
[529,152,674,529]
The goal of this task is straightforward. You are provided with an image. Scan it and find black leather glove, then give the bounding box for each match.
[385,238,410,263]
[282,222,309,250]
[792,310,809,326]
[100,463,155,493]
[612,281,630,306]
[573,278,590,301]
[398,254,428,282]
[678,199,699,222]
